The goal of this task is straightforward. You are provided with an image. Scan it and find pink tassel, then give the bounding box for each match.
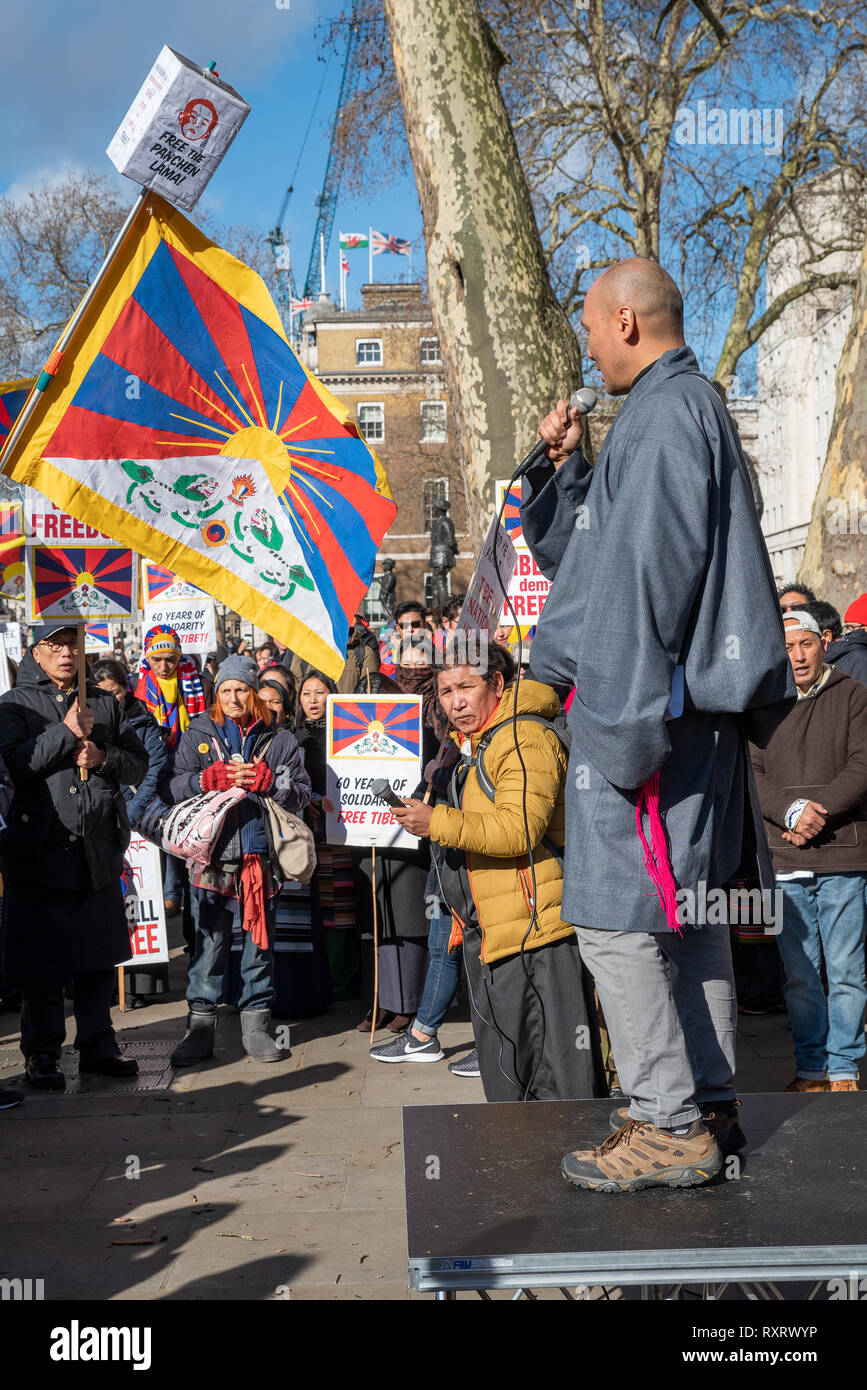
[635,771,682,935]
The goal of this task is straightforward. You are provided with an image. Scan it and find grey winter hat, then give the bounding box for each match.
[215,654,260,690]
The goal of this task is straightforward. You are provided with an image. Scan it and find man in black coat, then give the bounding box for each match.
[0,623,148,1089]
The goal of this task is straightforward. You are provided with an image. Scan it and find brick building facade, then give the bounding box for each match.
[299,282,474,617]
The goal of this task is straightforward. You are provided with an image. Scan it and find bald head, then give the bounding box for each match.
[583,257,686,395]
[593,258,684,336]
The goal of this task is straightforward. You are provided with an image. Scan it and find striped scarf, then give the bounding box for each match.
[135,655,206,749]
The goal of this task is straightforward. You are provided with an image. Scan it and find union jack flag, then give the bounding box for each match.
[371,230,411,257]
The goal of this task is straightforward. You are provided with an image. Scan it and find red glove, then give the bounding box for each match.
[246,761,274,793]
[200,761,234,791]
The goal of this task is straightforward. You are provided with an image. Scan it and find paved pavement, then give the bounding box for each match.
[0,926,801,1302]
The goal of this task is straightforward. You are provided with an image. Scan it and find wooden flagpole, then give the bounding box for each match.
[369,842,379,1046]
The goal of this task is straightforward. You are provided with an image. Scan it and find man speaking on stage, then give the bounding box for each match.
[521,257,795,1193]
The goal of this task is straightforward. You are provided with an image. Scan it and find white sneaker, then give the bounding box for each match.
[369,1032,444,1063]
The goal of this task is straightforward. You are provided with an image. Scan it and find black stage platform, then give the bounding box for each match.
[403,1093,867,1296]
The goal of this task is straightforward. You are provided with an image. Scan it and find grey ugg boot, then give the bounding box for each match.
[241,1009,287,1063]
[171,1012,216,1067]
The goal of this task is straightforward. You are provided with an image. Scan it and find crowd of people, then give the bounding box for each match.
[0,577,863,1117]
[0,260,865,1206]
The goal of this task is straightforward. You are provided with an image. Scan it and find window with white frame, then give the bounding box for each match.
[357,402,385,442]
[419,337,441,365]
[356,338,383,365]
[422,477,449,531]
[420,400,447,443]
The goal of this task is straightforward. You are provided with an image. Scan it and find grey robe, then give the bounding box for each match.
[521,346,795,933]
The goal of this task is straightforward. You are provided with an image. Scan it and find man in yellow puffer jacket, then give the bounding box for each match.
[394,644,603,1101]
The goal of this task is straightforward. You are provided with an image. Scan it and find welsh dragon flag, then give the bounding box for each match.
[0,196,396,678]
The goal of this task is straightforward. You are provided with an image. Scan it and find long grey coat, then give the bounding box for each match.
[521,347,795,933]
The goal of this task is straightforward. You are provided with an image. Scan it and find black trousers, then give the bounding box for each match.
[20,968,117,1061]
[462,926,605,1102]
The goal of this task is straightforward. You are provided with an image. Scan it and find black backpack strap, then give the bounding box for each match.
[475,714,570,802]
[472,715,568,867]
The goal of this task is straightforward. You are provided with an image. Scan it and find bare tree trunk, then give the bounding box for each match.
[799,229,867,609]
[383,0,584,548]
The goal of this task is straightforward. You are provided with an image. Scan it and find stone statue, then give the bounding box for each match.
[429,498,457,612]
[378,558,397,619]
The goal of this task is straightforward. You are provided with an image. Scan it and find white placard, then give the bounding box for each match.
[324,694,423,849]
[145,599,216,655]
[120,836,169,967]
[107,46,250,212]
[23,491,117,544]
[0,622,22,664]
[453,512,517,645]
[494,479,551,635]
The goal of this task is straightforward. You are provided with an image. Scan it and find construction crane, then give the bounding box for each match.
[265,185,298,327]
[301,2,361,300]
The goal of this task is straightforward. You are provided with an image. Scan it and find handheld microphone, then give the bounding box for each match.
[370,777,405,809]
[513,387,597,478]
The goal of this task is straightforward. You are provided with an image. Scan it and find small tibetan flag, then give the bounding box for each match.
[28,545,137,622]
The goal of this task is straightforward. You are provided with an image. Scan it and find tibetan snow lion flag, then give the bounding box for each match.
[0,195,396,679]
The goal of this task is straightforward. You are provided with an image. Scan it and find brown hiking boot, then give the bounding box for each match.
[785,1077,830,1092]
[608,1099,746,1156]
[561,1117,722,1193]
[829,1078,859,1092]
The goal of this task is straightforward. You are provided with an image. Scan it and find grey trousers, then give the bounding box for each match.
[574,923,737,1129]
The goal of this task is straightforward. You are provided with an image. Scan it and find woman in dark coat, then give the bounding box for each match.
[169,655,311,1066]
[223,671,331,1019]
[92,658,172,1005]
[295,670,359,1001]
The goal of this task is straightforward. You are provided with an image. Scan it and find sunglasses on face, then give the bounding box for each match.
[41,639,78,652]
[397,619,425,630]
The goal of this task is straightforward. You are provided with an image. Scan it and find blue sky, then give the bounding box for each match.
[0,0,423,311]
